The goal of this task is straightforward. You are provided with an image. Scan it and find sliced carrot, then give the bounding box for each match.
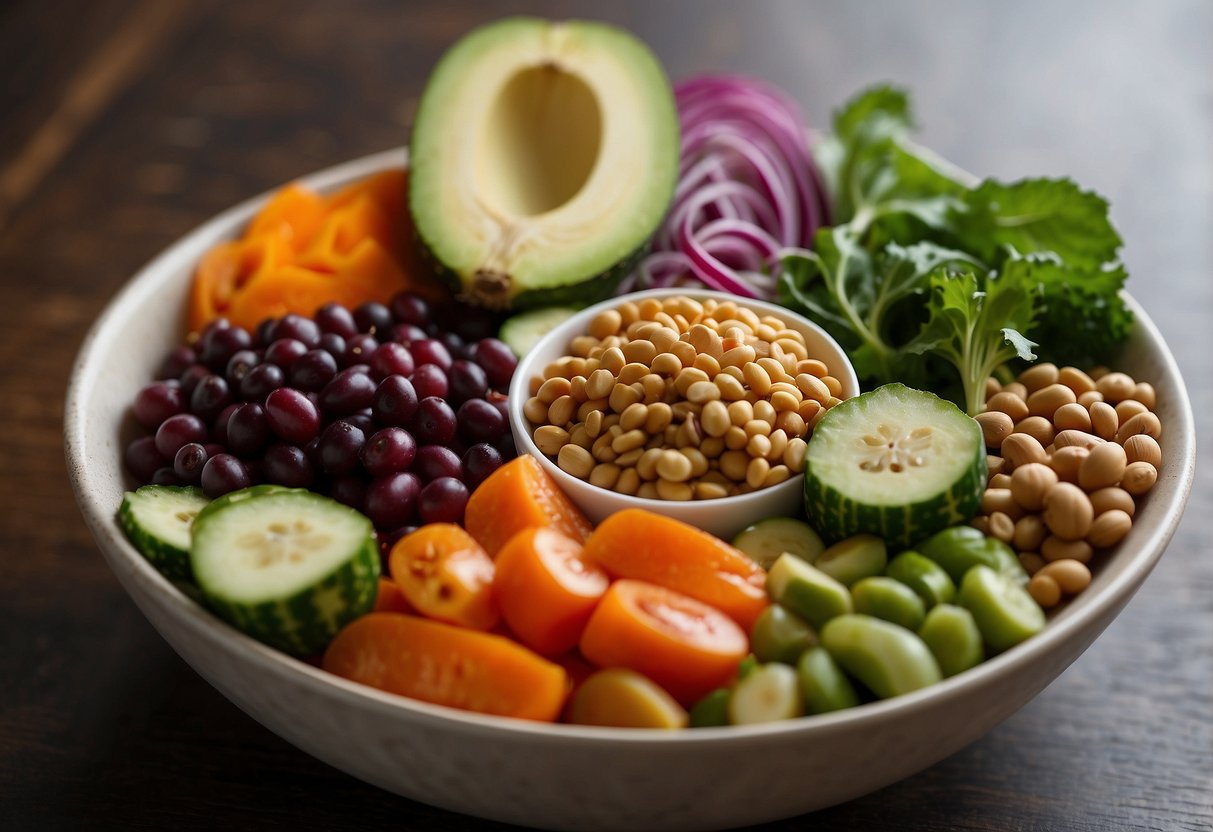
[299,195,397,268]
[464,456,593,557]
[372,577,413,614]
[187,235,294,333]
[389,524,499,630]
[584,509,769,630]
[323,613,568,722]
[245,183,328,252]
[493,527,609,656]
[579,580,749,706]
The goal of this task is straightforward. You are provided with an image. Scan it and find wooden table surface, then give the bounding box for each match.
[3,0,1210,829]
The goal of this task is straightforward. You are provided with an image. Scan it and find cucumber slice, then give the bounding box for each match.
[117,485,210,582]
[797,646,860,714]
[803,384,985,548]
[732,517,825,569]
[192,484,305,529]
[956,565,1045,653]
[499,306,580,356]
[766,554,852,630]
[815,535,888,586]
[728,663,803,724]
[190,490,380,655]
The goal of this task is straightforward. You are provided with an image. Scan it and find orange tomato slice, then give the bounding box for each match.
[388,524,498,630]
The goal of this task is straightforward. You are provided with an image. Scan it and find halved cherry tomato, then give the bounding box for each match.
[371,577,413,614]
[388,524,498,630]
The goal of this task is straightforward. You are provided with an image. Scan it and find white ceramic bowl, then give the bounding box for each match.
[508,289,860,539]
[65,150,1195,831]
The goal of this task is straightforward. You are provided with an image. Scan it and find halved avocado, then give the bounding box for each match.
[409,17,680,309]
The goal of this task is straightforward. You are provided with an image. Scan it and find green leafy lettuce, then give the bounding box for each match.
[779,86,1132,414]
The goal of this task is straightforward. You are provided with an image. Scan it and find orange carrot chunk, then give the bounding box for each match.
[323,613,568,722]
[584,508,769,630]
[371,577,413,614]
[464,456,593,557]
[579,580,749,706]
[494,527,609,656]
[389,524,499,630]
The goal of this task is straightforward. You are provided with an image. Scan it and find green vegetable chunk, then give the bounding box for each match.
[750,604,817,665]
[851,577,927,631]
[499,306,579,356]
[733,517,825,569]
[815,534,888,586]
[766,554,853,630]
[916,526,1027,586]
[688,688,731,728]
[729,663,803,725]
[117,485,210,582]
[821,614,942,699]
[917,604,984,677]
[885,550,957,608]
[797,647,860,714]
[956,565,1046,652]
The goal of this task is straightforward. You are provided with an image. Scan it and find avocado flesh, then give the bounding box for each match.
[409,17,680,309]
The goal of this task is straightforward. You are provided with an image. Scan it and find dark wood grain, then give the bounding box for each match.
[2,0,1210,829]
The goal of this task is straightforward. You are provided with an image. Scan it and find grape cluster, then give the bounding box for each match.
[125,293,518,539]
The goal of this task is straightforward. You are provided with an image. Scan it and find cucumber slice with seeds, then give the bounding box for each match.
[190,490,379,655]
[733,517,825,569]
[118,485,210,582]
[804,383,985,548]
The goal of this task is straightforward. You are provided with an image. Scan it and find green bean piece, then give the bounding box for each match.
[885,550,957,608]
[916,526,1028,586]
[820,614,942,699]
[956,565,1046,652]
[917,604,984,677]
[797,646,860,714]
[851,577,927,631]
[814,534,889,586]
[766,553,853,629]
[751,604,817,665]
[688,688,731,728]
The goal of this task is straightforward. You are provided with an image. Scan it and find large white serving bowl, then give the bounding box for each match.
[508,288,860,540]
[65,149,1195,831]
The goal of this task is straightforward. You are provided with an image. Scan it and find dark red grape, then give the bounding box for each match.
[389,292,430,327]
[461,443,503,489]
[125,436,167,482]
[201,453,252,497]
[412,396,457,445]
[315,303,358,338]
[203,442,226,458]
[410,364,449,400]
[239,363,285,402]
[155,413,208,458]
[271,314,321,349]
[364,472,421,529]
[486,390,510,423]
[329,474,368,510]
[377,525,418,558]
[493,430,518,460]
[226,402,270,456]
[156,346,197,380]
[289,349,338,392]
[211,402,241,446]
[448,360,489,404]
[437,331,468,361]
[179,364,211,398]
[254,317,277,348]
[457,398,506,443]
[318,366,377,417]
[417,477,469,524]
[197,324,252,371]
[410,338,453,372]
[264,337,308,369]
[368,342,415,381]
[472,338,517,389]
[413,444,462,482]
[342,333,379,367]
[317,420,366,475]
[262,443,314,488]
[224,349,261,390]
[360,427,417,477]
[151,467,183,486]
[173,442,209,484]
[390,323,427,345]
[344,410,376,435]
[372,375,419,427]
[449,306,498,342]
[264,388,321,444]
[133,381,184,430]
[354,302,393,335]
[319,332,346,357]
[189,374,232,421]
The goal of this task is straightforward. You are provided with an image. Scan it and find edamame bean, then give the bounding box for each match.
[797,646,860,714]
[956,565,1046,652]
[820,614,942,699]
[916,526,1028,586]
[750,604,818,664]
[814,534,889,586]
[766,554,853,629]
[851,577,927,631]
[884,551,957,608]
[688,688,731,728]
[917,604,984,677]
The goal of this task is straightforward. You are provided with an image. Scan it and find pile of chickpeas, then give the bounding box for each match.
[972,364,1162,610]
[523,295,846,500]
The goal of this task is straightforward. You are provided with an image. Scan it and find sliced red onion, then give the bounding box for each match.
[630,75,829,300]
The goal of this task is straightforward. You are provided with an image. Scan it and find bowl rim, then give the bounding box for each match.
[64,147,1197,745]
[506,286,862,522]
